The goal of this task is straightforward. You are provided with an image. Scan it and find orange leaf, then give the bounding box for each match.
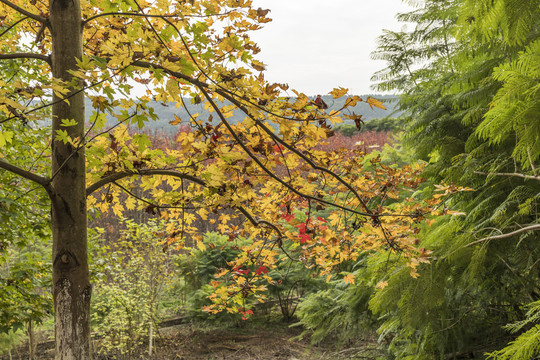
[169,114,182,125]
[343,273,355,284]
[329,87,348,99]
[366,96,386,110]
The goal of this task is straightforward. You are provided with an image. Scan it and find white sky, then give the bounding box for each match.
[249,0,412,96]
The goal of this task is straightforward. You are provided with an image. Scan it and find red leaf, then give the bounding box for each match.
[255,266,268,275]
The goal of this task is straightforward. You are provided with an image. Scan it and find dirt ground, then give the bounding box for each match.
[144,322,379,360]
[152,324,326,360]
[4,320,380,360]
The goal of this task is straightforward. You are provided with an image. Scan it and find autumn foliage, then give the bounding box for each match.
[0,1,470,353]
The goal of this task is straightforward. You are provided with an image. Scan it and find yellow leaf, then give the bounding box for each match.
[330,87,348,99]
[376,281,388,289]
[197,240,206,252]
[169,114,182,125]
[366,96,386,110]
[197,208,208,220]
[344,95,363,108]
[125,196,137,210]
[251,60,266,72]
[112,202,123,217]
[343,273,355,285]
[215,269,229,278]
[0,131,14,148]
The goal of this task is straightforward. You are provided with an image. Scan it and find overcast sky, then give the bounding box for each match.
[249,0,412,96]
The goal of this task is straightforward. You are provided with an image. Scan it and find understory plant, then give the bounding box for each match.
[90,219,175,358]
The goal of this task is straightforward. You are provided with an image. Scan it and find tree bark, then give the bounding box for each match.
[49,0,90,358]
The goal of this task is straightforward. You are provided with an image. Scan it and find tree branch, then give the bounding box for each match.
[0,0,48,23]
[0,16,29,38]
[131,60,375,218]
[0,57,143,125]
[196,83,373,217]
[86,169,205,196]
[474,171,540,182]
[465,224,540,248]
[90,168,286,251]
[82,10,237,26]
[83,12,178,26]
[0,158,51,190]
[132,32,371,214]
[236,206,283,241]
[0,53,51,65]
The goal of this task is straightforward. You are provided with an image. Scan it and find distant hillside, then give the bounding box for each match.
[84,95,402,135]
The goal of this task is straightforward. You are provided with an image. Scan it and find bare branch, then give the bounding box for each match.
[0,0,48,23]
[474,171,540,182]
[86,169,205,196]
[465,224,540,248]
[0,158,51,190]
[0,53,51,65]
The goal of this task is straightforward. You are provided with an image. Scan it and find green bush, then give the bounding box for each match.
[176,232,249,322]
[90,219,175,359]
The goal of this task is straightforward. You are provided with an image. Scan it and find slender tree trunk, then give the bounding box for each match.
[148,318,153,357]
[49,0,90,359]
[27,320,35,360]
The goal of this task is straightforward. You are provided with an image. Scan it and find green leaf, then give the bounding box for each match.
[0,131,14,148]
[55,130,70,144]
[61,119,78,127]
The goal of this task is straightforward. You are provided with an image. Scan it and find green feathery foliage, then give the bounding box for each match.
[486,300,540,360]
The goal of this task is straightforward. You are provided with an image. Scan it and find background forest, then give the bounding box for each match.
[1,0,539,359]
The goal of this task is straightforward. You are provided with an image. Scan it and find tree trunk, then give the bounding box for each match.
[49,0,90,359]
[27,320,36,360]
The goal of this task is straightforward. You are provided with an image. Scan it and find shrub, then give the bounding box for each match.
[90,219,175,359]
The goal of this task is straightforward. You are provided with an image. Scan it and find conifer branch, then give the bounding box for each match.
[474,171,540,182]
[466,224,540,247]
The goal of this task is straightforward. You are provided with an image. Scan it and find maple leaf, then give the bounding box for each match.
[256,8,270,16]
[169,114,182,125]
[255,266,268,275]
[343,273,355,285]
[344,95,363,108]
[314,95,328,109]
[366,97,386,110]
[330,87,348,99]
[251,60,266,72]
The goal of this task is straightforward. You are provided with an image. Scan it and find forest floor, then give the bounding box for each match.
[7,318,381,360]
[146,322,380,360]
